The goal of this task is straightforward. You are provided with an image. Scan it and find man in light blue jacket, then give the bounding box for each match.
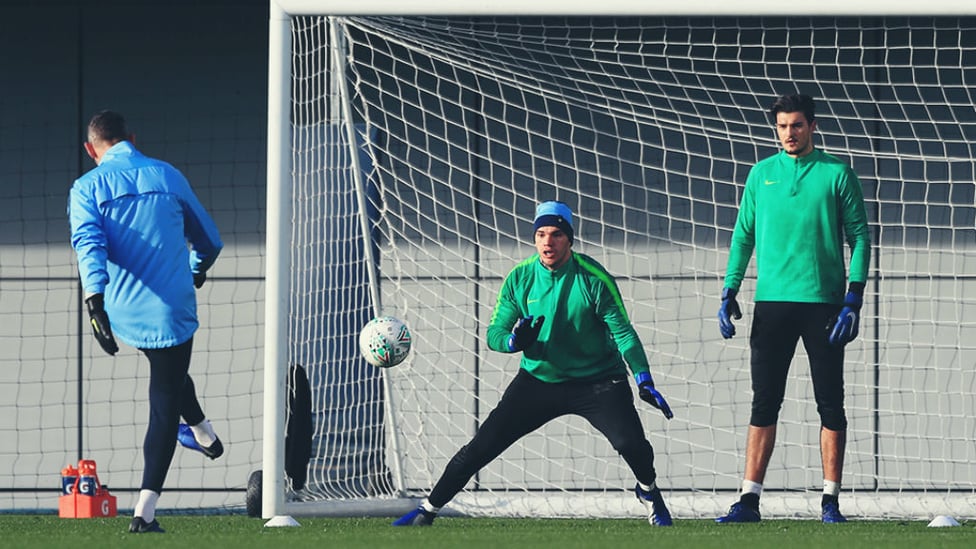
[69,110,224,534]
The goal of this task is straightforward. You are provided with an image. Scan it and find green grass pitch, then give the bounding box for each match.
[0,515,971,549]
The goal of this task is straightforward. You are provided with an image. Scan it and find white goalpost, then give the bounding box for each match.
[264,0,976,521]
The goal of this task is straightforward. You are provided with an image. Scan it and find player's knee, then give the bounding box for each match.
[748,414,778,428]
[444,444,472,471]
[749,389,785,427]
[749,403,780,427]
[446,440,497,475]
[819,407,847,431]
[611,436,652,460]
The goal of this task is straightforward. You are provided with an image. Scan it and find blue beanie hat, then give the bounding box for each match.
[533,201,574,243]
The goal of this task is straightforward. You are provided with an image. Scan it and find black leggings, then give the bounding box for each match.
[139,337,206,492]
[749,301,847,431]
[428,369,659,507]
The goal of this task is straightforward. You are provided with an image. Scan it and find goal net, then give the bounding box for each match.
[265,3,976,520]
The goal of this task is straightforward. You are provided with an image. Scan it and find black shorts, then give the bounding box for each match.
[748,301,847,430]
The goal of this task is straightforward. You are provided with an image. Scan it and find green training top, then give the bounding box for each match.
[724,148,871,303]
[487,251,651,383]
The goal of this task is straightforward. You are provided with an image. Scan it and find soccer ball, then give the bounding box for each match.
[358,316,412,368]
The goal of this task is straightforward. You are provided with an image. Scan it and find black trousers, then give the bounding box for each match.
[749,301,848,431]
[139,337,206,492]
[428,368,659,507]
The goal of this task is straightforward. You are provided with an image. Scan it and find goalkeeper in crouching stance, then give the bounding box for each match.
[394,200,675,527]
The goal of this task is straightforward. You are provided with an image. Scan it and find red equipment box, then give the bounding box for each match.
[59,490,118,518]
[58,459,118,518]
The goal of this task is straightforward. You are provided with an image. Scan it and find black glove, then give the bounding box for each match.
[635,372,674,419]
[718,287,742,339]
[85,294,119,356]
[193,272,207,289]
[506,315,545,352]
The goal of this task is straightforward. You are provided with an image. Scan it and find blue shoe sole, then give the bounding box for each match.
[715,503,761,523]
[392,508,435,526]
[177,424,224,460]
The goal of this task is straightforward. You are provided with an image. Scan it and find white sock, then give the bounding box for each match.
[638,481,657,493]
[134,489,159,523]
[823,480,841,497]
[190,419,217,446]
[741,479,763,496]
[420,498,440,514]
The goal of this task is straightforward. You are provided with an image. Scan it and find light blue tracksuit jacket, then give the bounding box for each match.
[68,141,223,349]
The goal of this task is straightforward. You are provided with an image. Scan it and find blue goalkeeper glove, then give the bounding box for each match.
[828,283,864,346]
[718,287,742,339]
[635,371,673,420]
[85,293,119,356]
[506,315,545,352]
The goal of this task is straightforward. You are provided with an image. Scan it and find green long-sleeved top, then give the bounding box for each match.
[487,251,651,383]
[724,148,871,303]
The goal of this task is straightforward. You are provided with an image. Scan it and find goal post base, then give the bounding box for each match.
[264,515,301,527]
[443,491,976,521]
[282,498,417,518]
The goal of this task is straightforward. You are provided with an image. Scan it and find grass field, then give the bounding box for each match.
[0,515,971,549]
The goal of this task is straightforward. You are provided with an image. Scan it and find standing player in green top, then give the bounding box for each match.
[716,94,871,524]
[393,200,675,527]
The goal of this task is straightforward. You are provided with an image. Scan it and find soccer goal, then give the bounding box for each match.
[264,0,976,521]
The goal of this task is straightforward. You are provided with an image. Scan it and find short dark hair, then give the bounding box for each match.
[87,110,129,144]
[770,94,816,124]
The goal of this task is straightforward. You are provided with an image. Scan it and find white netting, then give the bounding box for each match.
[279,15,976,519]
